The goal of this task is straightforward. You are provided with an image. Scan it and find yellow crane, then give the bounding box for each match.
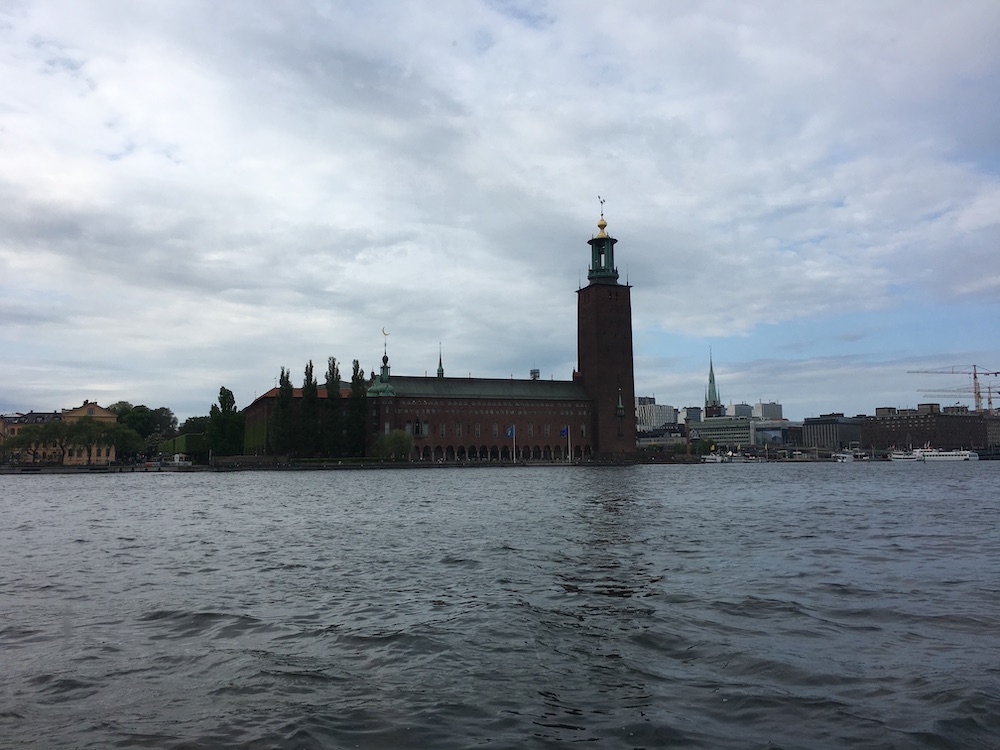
[908,365,1000,413]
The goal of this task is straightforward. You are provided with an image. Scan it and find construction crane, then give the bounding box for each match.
[908,365,1000,413]
[920,385,996,414]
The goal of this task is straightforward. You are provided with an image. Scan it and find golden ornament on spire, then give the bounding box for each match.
[597,195,608,237]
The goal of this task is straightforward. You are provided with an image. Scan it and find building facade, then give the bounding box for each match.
[802,413,864,450]
[861,404,988,450]
[243,213,639,462]
[1,401,117,465]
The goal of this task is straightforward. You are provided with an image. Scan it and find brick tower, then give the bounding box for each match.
[576,209,637,462]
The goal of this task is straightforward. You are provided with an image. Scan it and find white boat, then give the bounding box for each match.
[890,447,979,462]
[914,448,979,462]
[834,448,869,463]
[701,453,732,463]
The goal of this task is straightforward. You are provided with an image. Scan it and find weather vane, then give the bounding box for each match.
[598,195,605,217]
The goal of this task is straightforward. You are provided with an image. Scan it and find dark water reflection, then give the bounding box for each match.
[2,463,999,748]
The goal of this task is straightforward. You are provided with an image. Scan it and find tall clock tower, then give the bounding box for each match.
[576,210,637,461]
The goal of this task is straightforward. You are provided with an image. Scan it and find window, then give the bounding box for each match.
[580,424,586,438]
[492,423,499,438]
[527,424,533,438]
[544,424,550,438]
[456,424,462,438]
[475,423,481,437]
[439,423,446,437]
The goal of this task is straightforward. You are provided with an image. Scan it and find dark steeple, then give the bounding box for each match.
[705,352,723,417]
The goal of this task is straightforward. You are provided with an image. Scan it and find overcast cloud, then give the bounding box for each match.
[2,0,999,422]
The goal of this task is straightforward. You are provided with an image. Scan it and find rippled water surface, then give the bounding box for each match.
[2,463,999,749]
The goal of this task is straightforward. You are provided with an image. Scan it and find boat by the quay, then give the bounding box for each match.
[833,448,870,463]
[890,446,979,462]
[701,453,732,463]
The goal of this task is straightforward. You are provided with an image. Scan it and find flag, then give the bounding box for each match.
[559,426,569,437]
[505,425,515,438]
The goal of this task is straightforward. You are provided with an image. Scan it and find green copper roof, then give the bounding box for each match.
[372,375,588,401]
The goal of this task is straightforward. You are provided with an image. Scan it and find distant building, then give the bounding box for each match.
[636,397,677,432]
[691,417,790,449]
[1,401,117,465]
[861,404,988,450]
[753,401,783,420]
[681,406,702,424]
[802,413,864,450]
[726,402,752,418]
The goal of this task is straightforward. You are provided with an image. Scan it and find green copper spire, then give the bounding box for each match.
[367,343,396,396]
[705,352,721,409]
[586,200,619,284]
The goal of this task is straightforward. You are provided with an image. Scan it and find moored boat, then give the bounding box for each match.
[915,448,979,462]
[701,453,732,463]
[890,446,979,462]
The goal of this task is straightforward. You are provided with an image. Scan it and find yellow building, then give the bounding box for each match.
[1,401,118,466]
[60,401,118,465]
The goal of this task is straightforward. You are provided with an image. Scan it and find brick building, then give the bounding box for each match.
[246,212,638,462]
[861,404,988,450]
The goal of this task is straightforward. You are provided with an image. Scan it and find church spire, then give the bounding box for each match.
[437,343,444,378]
[705,351,723,416]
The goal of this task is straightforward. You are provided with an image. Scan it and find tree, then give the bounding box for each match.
[151,407,178,437]
[371,429,413,461]
[269,367,295,455]
[179,416,210,435]
[300,360,320,456]
[112,403,177,440]
[107,401,134,417]
[207,387,245,456]
[68,416,111,465]
[108,423,144,461]
[2,423,59,463]
[119,405,156,438]
[322,356,343,457]
[345,359,368,457]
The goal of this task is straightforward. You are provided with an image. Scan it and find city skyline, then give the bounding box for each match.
[3,1,999,422]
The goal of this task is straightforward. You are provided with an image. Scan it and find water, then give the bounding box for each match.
[2,463,999,749]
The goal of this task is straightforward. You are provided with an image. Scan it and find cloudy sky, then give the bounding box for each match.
[3,0,999,423]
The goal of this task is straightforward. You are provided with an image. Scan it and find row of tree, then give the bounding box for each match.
[267,357,368,458]
[3,392,248,464]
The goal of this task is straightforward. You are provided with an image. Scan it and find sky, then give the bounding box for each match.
[3,0,1000,423]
